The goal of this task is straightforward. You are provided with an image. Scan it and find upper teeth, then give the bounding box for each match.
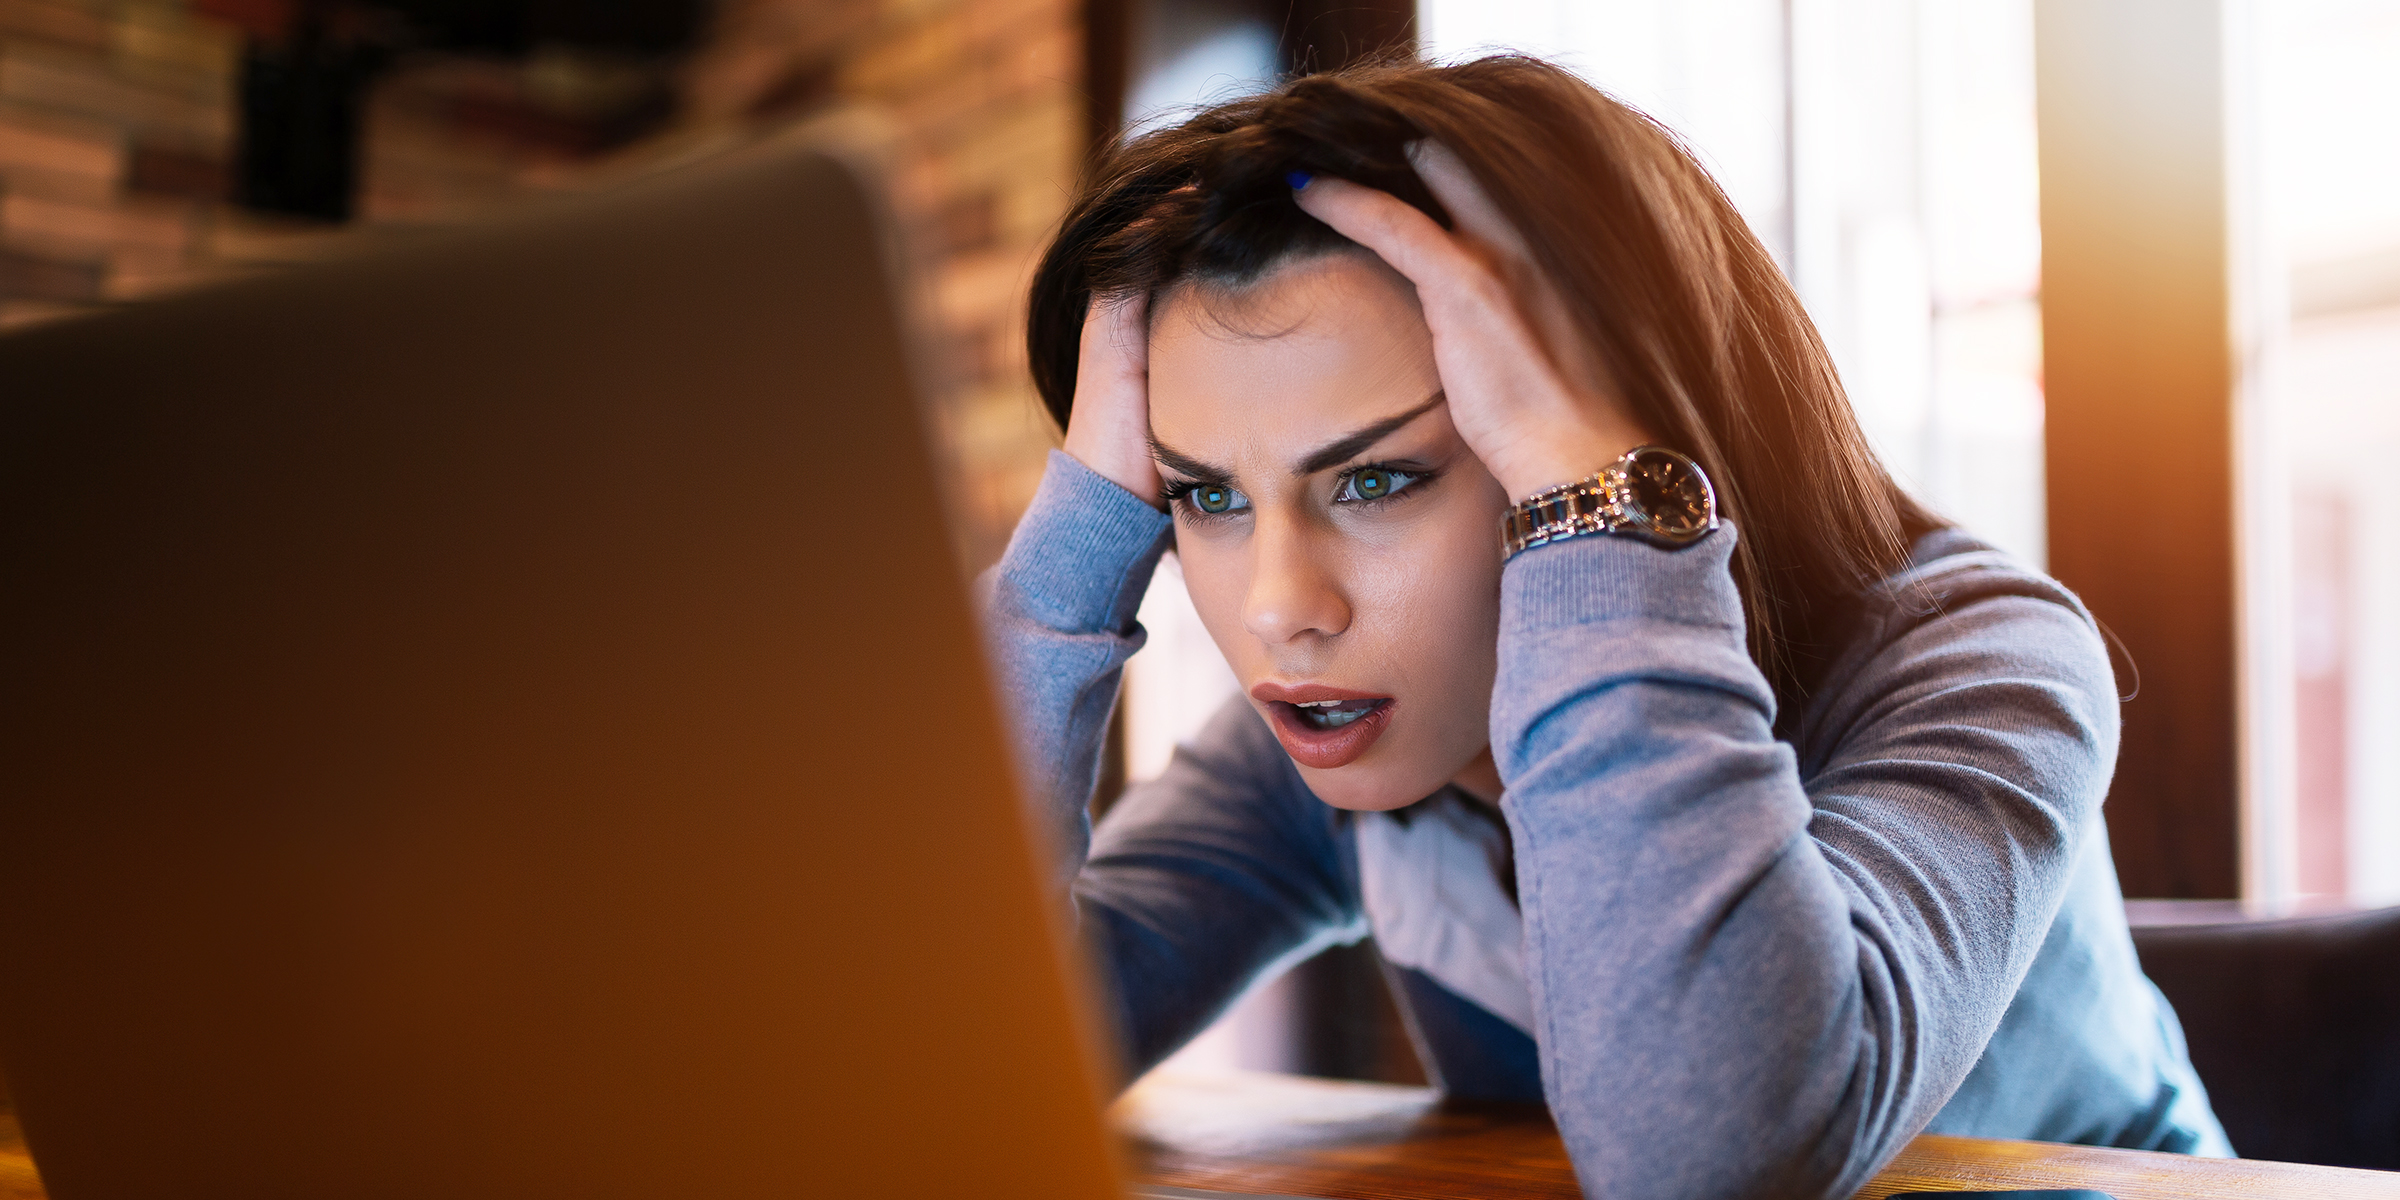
[1297,699,1344,708]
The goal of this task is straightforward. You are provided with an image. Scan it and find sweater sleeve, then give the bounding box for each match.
[1494,525,2117,1200]
[978,452,1366,1079]
[975,449,1174,883]
[1077,698,1367,1078]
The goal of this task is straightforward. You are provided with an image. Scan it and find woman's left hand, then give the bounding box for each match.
[1292,142,1652,501]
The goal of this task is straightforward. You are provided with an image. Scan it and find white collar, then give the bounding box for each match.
[1354,792,1535,1034]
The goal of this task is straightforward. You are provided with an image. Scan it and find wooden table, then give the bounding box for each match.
[0,1103,40,1200]
[1120,1070,2400,1199]
[0,1070,2391,1198]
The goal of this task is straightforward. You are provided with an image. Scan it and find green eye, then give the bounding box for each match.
[1195,485,1234,514]
[1336,466,1419,504]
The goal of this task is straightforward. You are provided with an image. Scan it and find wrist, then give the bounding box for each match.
[1061,427,1162,509]
[1489,432,1638,501]
[1478,394,1650,499]
[1005,450,1176,633]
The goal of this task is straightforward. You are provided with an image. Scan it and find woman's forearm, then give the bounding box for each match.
[974,450,1174,886]
[1494,525,2112,1199]
[979,454,1365,1083]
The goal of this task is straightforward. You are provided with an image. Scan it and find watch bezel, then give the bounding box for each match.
[1604,445,1719,547]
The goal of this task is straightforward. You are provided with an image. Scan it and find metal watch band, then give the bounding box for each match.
[1500,473,1619,559]
[1500,446,1719,560]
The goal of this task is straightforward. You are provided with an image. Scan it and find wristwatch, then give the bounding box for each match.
[1501,445,1718,559]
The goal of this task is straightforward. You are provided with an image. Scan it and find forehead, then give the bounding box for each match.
[1146,251,1439,464]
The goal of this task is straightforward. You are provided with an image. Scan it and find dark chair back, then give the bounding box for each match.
[2131,905,2400,1168]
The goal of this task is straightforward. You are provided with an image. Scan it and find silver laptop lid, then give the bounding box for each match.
[0,130,1120,1200]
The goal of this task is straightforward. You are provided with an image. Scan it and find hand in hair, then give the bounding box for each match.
[1059,291,1162,506]
[1292,141,1653,500]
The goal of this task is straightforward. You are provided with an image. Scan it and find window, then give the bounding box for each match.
[2252,0,2400,906]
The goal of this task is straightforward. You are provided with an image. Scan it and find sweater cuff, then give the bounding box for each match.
[995,449,1175,634]
[1499,521,1747,637]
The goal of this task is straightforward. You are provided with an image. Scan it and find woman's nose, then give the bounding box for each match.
[1241,517,1350,646]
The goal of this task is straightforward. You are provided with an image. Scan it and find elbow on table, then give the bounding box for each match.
[1547,1010,1934,1200]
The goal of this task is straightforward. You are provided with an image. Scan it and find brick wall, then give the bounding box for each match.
[681,0,1086,564]
[0,0,242,326]
[0,0,1086,562]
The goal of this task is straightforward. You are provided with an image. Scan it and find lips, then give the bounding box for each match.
[1251,681,1396,770]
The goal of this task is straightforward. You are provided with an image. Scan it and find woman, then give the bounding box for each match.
[979,55,2229,1197]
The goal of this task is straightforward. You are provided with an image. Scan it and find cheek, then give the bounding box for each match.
[1169,535,1256,667]
[1355,504,1504,691]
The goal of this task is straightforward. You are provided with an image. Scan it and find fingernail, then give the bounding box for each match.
[1285,169,1313,190]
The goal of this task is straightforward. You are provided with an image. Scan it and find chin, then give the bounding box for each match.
[1291,760,1453,812]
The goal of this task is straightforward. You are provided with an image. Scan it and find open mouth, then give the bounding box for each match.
[1288,697,1389,731]
[1254,689,1397,770]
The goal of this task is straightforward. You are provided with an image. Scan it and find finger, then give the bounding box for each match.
[1408,142,1607,400]
[1091,289,1149,375]
[1296,176,1569,393]
[1066,290,1161,504]
[1405,140,1533,263]
[1291,175,1478,290]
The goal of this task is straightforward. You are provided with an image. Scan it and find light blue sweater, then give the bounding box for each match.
[979,450,2229,1198]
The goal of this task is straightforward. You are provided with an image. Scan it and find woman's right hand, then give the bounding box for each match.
[1060,292,1162,508]
[1291,144,1650,501]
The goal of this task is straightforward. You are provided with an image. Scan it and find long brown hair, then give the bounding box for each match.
[1026,54,1940,722]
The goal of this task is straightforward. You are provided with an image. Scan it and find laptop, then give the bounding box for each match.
[0,119,1247,1200]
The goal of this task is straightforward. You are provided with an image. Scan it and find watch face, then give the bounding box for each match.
[1617,447,1716,544]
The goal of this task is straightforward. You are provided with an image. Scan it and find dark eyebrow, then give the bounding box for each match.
[1297,391,1445,475]
[1149,437,1232,485]
[1148,390,1447,484]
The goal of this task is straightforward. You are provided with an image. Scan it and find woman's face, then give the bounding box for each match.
[1146,250,1510,811]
